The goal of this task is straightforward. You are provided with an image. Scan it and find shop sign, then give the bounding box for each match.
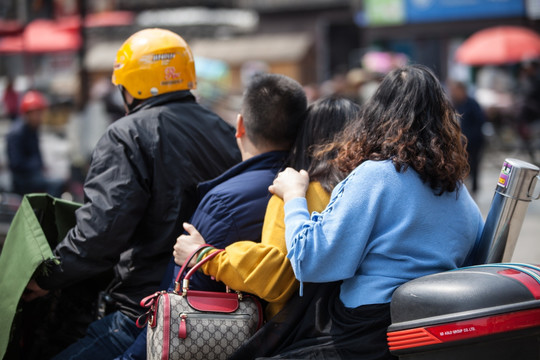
[406,0,526,23]
[364,0,406,26]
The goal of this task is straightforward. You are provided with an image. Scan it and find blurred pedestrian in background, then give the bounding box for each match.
[6,90,64,197]
[516,58,540,164]
[449,80,486,194]
[3,77,19,121]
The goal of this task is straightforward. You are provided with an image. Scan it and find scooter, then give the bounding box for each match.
[387,158,540,359]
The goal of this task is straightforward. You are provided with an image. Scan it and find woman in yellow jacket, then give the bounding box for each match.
[173,96,361,319]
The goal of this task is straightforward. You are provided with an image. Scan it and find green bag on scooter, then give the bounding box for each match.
[0,193,81,359]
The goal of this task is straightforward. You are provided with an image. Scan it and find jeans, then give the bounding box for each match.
[113,327,147,360]
[52,311,142,360]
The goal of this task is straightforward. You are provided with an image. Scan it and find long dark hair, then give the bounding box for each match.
[330,64,469,195]
[288,96,361,193]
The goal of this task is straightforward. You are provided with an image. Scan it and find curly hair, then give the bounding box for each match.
[329,64,469,195]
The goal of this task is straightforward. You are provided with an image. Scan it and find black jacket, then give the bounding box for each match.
[36,91,241,317]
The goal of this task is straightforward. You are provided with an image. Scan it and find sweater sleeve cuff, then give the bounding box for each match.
[284,197,309,219]
[284,197,310,251]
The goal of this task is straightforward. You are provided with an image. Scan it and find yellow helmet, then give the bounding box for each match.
[112,28,196,100]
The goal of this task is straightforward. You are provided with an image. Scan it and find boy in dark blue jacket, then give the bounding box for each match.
[115,73,307,360]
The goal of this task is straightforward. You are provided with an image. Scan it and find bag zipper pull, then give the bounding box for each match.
[179,313,187,339]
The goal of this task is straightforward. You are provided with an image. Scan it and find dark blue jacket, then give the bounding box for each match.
[117,150,287,360]
[6,119,43,175]
[170,150,288,291]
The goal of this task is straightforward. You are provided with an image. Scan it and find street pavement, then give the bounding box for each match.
[473,151,540,264]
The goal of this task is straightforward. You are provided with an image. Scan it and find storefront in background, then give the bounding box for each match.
[360,0,535,80]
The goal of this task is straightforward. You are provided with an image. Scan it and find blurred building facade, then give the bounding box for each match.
[0,0,539,191]
[360,0,540,80]
[1,0,540,109]
[0,0,361,98]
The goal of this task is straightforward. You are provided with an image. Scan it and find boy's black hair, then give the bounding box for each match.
[242,74,307,149]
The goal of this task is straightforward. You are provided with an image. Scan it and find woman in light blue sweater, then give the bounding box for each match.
[269,65,484,359]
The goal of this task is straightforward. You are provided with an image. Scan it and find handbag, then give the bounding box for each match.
[138,245,263,360]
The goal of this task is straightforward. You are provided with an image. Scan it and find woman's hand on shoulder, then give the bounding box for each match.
[173,223,206,267]
[269,168,310,203]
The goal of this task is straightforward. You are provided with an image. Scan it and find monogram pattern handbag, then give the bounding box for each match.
[138,245,263,360]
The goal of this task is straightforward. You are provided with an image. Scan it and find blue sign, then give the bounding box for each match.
[406,0,526,23]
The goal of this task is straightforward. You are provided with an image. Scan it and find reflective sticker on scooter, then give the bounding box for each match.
[498,161,512,188]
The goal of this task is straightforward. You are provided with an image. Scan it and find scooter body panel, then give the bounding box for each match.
[388,264,540,360]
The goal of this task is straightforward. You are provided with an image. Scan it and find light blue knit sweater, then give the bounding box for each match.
[284,160,484,308]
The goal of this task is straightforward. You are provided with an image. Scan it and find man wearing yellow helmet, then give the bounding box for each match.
[23,28,241,358]
[111,28,197,111]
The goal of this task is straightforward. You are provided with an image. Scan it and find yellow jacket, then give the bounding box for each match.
[201,182,330,319]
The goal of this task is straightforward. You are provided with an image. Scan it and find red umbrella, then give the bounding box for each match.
[0,19,23,36]
[85,11,134,27]
[23,19,81,53]
[55,12,135,29]
[0,12,134,54]
[0,35,24,53]
[455,26,540,65]
[0,19,80,54]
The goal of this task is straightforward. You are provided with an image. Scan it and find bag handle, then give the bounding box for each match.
[137,246,224,327]
[184,249,224,281]
[181,249,224,292]
[175,244,213,285]
[173,245,224,294]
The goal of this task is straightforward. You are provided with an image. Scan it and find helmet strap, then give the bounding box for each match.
[118,86,142,114]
